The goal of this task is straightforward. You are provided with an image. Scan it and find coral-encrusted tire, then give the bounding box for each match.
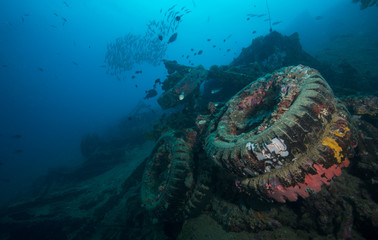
[141,132,193,221]
[141,131,211,221]
[205,65,357,202]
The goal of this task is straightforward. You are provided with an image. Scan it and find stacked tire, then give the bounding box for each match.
[141,131,210,222]
[204,65,357,202]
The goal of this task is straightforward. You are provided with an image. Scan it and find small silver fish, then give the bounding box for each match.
[211,88,222,94]
[179,91,185,100]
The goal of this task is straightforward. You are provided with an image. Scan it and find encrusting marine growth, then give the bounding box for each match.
[141,129,210,222]
[141,65,358,223]
[204,65,357,202]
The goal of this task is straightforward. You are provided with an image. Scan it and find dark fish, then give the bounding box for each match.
[194,53,197,56]
[21,16,24,22]
[13,149,23,154]
[272,21,282,25]
[246,17,250,21]
[226,49,230,52]
[0,178,10,183]
[212,45,216,48]
[64,1,69,7]
[131,75,135,79]
[315,16,323,20]
[175,16,181,21]
[223,39,226,42]
[53,12,59,17]
[190,48,194,51]
[72,61,78,66]
[158,35,163,41]
[198,50,203,55]
[128,116,132,120]
[62,17,67,26]
[168,4,177,12]
[11,134,21,139]
[154,78,161,85]
[253,30,257,34]
[38,67,44,72]
[24,13,29,16]
[186,55,189,59]
[207,38,211,41]
[2,64,7,68]
[99,65,106,68]
[135,84,138,88]
[135,70,142,74]
[168,32,178,43]
[144,89,158,99]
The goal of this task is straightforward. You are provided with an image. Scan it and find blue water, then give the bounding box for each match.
[0,0,377,205]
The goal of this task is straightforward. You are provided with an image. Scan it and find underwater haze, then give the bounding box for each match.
[0,0,377,216]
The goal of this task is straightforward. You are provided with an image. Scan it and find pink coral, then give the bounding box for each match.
[267,159,350,202]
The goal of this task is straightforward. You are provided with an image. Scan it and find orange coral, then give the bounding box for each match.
[322,137,343,163]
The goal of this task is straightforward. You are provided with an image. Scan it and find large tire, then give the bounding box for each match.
[181,150,211,220]
[205,65,357,202]
[141,130,211,222]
